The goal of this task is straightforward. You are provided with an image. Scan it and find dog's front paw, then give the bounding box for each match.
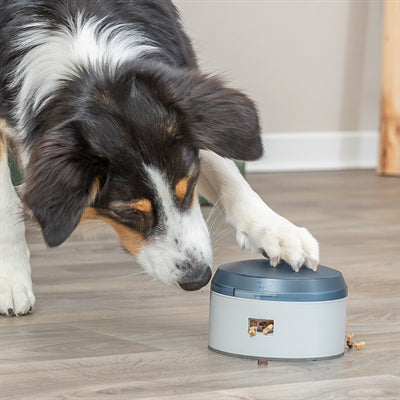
[236,212,319,272]
[0,276,35,316]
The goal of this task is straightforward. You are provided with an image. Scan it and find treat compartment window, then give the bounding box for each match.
[248,318,274,336]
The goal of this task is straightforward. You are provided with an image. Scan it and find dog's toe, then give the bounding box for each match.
[236,214,319,272]
[0,277,35,317]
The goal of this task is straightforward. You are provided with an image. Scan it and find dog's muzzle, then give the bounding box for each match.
[178,263,212,291]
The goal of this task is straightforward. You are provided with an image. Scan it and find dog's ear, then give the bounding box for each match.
[22,121,109,247]
[135,63,263,160]
[177,74,263,160]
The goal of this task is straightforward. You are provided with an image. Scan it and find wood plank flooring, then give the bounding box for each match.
[1,170,399,399]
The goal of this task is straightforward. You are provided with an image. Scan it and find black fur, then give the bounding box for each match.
[23,120,110,246]
[0,0,263,247]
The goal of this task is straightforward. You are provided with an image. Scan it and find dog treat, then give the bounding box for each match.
[248,319,274,337]
[263,323,274,335]
[257,321,265,332]
[257,358,268,366]
[345,332,365,350]
[248,326,257,337]
[249,320,258,327]
[354,341,366,350]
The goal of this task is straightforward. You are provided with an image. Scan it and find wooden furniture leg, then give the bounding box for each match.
[378,0,400,176]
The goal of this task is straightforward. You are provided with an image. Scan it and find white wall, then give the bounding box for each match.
[174,0,383,170]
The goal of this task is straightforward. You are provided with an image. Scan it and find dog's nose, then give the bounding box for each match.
[178,265,212,291]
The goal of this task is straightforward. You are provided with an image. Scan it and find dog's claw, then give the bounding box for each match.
[270,256,280,267]
[304,258,318,271]
[311,260,318,271]
[17,306,33,316]
[0,277,36,317]
[260,249,280,267]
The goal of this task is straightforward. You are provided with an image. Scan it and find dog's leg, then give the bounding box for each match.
[198,150,319,271]
[0,126,35,316]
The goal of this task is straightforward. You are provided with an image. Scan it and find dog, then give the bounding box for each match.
[0,0,319,316]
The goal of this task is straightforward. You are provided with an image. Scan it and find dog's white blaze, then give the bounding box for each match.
[137,166,212,286]
[10,14,158,139]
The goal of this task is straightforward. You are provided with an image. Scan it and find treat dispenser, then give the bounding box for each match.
[208,259,347,360]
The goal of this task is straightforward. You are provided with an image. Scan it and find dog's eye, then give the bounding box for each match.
[113,208,142,221]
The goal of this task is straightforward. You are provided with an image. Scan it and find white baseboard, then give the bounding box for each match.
[246,131,379,172]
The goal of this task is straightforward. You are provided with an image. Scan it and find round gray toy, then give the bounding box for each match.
[208,259,348,360]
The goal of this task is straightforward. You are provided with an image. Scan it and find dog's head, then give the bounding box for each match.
[22,63,262,290]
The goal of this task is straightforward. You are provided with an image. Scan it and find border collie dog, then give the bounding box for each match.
[0,0,319,316]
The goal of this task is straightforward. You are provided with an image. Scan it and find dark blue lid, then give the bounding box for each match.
[211,259,347,302]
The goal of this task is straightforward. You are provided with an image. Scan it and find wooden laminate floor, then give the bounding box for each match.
[1,170,399,399]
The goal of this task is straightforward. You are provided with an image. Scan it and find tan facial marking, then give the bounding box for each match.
[110,221,146,257]
[175,177,189,200]
[80,207,145,256]
[130,199,152,214]
[80,207,98,222]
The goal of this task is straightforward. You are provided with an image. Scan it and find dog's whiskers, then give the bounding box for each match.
[109,269,147,280]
